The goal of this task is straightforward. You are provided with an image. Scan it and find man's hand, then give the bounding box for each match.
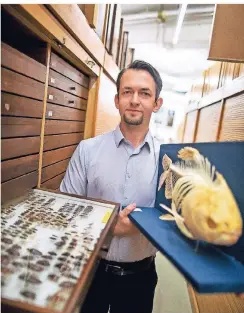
[236,293,244,299]
[113,203,139,237]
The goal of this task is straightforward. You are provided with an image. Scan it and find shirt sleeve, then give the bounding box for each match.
[59,141,87,196]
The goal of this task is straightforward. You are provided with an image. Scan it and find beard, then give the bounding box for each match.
[123,111,144,126]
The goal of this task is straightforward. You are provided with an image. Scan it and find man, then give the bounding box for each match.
[60,60,163,313]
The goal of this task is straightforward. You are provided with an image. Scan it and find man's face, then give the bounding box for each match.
[115,69,162,126]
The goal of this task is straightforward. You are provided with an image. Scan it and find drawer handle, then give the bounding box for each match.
[50,77,56,84]
[5,103,10,111]
[85,58,96,69]
[70,86,76,91]
[48,94,54,100]
[68,100,75,104]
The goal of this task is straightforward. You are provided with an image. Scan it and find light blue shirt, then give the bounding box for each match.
[60,125,159,262]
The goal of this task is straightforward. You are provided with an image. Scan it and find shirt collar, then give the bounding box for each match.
[114,125,153,152]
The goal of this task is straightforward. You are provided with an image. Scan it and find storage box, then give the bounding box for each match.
[1,188,119,313]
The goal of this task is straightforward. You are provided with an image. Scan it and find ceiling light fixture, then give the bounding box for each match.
[172,4,188,45]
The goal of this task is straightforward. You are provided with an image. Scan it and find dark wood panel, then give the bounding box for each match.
[1,171,38,204]
[219,92,244,141]
[45,120,84,135]
[42,145,76,167]
[1,116,42,138]
[195,102,222,142]
[1,154,39,183]
[46,103,86,121]
[48,86,87,110]
[49,69,88,98]
[50,52,89,87]
[1,93,44,118]
[41,158,70,183]
[1,42,46,83]
[1,67,45,100]
[1,137,40,160]
[43,133,83,151]
[41,172,65,190]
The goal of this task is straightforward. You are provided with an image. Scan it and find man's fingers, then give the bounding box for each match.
[121,203,136,217]
[236,293,244,298]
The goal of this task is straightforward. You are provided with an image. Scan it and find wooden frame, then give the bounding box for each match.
[125,47,135,67]
[105,4,115,53]
[3,4,100,77]
[116,18,124,66]
[78,4,98,29]
[1,188,120,313]
[120,31,129,69]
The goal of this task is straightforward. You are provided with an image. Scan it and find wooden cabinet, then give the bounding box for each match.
[208,4,244,62]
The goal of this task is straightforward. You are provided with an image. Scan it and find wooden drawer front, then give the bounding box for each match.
[43,133,83,151]
[1,42,46,83]
[1,171,38,204]
[195,102,222,142]
[1,93,44,118]
[41,158,70,183]
[183,111,198,143]
[2,137,40,160]
[45,120,84,135]
[219,92,244,141]
[46,103,86,121]
[50,52,89,87]
[42,146,76,167]
[2,155,39,183]
[1,68,45,100]
[41,172,65,190]
[1,116,42,138]
[48,86,87,109]
[49,69,88,99]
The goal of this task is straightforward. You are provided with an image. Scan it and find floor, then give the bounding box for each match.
[153,253,192,313]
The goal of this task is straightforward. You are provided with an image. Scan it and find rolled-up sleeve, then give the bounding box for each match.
[60,141,87,196]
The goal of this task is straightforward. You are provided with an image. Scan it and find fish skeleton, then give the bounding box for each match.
[158,147,243,246]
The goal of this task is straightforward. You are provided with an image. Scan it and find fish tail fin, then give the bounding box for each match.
[159,154,174,197]
[158,171,169,191]
[163,154,172,170]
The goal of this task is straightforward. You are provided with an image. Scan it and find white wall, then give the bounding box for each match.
[150,89,188,144]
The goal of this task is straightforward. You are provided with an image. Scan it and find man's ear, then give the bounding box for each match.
[115,94,119,109]
[153,97,163,113]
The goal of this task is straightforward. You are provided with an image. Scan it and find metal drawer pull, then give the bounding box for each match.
[50,77,55,84]
[85,58,96,69]
[5,103,10,111]
[70,87,76,91]
[48,111,53,117]
[48,95,54,100]
[68,100,75,104]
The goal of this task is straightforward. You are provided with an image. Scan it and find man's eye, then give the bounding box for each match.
[141,92,150,97]
[123,90,131,95]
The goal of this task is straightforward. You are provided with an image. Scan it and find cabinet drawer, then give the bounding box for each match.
[1,67,45,101]
[49,69,88,99]
[1,42,46,83]
[50,52,89,87]
[1,116,42,138]
[47,86,87,110]
[46,103,86,121]
[1,93,43,118]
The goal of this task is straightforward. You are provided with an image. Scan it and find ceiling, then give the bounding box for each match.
[121,4,216,93]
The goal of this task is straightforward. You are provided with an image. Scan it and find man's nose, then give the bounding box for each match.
[131,92,140,105]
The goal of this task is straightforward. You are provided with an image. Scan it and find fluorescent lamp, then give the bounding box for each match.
[173,4,188,45]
